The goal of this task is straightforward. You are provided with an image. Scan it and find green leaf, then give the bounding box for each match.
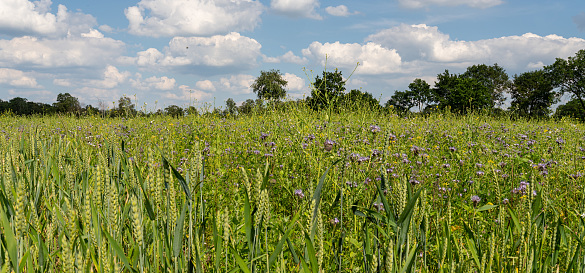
[0,205,17,273]
[231,247,251,273]
[102,225,135,272]
[269,209,302,268]
[476,204,497,213]
[156,145,191,199]
[173,200,189,258]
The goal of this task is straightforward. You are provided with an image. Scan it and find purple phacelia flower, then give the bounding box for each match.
[294,189,305,198]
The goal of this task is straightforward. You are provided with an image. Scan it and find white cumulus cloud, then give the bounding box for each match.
[366,24,585,71]
[0,68,40,88]
[271,0,322,20]
[125,0,264,37]
[325,5,356,17]
[0,0,98,37]
[128,32,262,73]
[131,73,177,90]
[398,0,503,9]
[263,51,308,65]
[283,73,307,93]
[89,65,131,89]
[0,35,125,69]
[302,41,402,74]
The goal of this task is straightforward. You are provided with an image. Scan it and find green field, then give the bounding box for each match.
[1,106,585,272]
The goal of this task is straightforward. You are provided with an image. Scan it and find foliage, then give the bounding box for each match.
[250,69,288,101]
[460,63,511,106]
[54,92,81,114]
[342,89,381,110]
[554,98,585,121]
[307,69,346,111]
[165,105,184,117]
[225,98,237,116]
[545,49,585,114]
[432,70,493,113]
[386,79,431,113]
[509,69,558,118]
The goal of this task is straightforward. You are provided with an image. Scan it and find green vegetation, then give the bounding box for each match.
[0,104,585,272]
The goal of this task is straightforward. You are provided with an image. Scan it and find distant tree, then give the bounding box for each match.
[460,64,510,107]
[9,97,29,115]
[239,99,256,115]
[509,70,558,118]
[554,98,585,121]
[431,70,493,113]
[186,106,199,116]
[53,93,81,114]
[545,49,585,115]
[387,78,432,113]
[307,69,346,111]
[117,96,136,117]
[386,90,416,113]
[225,98,237,116]
[251,69,288,101]
[343,89,380,110]
[165,105,184,117]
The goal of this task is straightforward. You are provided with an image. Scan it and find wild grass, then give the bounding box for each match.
[0,105,584,272]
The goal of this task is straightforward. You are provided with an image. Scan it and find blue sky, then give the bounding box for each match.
[1,0,584,111]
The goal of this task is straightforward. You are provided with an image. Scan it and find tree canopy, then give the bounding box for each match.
[250,69,288,101]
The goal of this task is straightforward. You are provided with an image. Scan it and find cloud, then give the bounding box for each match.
[130,73,176,90]
[126,32,262,74]
[283,73,307,93]
[89,65,131,88]
[0,35,125,70]
[0,68,40,88]
[162,85,212,104]
[195,80,216,91]
[574,12,585,32]
[125,0,264,37]
[366,24,585,71]
[397,0,503,9]
[302,41,402,74]
[271,0,322,20]
[53,78,72,87]
[325,5,357,17]
[0,0,98,37]
[263,51,308,64]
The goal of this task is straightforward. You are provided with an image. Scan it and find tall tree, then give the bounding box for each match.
[554,98,585,121]
[386,90,416,113]
[117,96,136,116]
[225,98,237,116]
[53,93,81,114]
[343,89,380,110]
[250,69,288,101]
[509,70,557,118]
[165,105,184,117]
[307,69,346,111]
[545,49,585,114]
[432,70,492,113]
[460,64,510,107]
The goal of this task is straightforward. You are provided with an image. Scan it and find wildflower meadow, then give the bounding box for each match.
[1,104,585,272]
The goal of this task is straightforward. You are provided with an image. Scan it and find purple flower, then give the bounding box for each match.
[324,139,335,151]
[294,189,305,199]
[471,195,481,206]
[332,217,340,224]
[370,125,381,133]
[260,132,268,140]
[373,202,385,211]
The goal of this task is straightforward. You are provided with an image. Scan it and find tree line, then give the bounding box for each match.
[3,50,585,120]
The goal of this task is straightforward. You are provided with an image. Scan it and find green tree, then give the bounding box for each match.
[9,97,29,115]
[554,98,585,121]
[432,70,492,113]
[117,96,136,117]
[165,105,184,117]
[250,69,288,101]
[545,49,585,114]
[225,98,237,116]
[509,70,557,118]
[342,89,380,111]
[238,99,256,115]
[307,69,346,111]
[385,90,416,113]
[53,93,81,114]
[460,64,510,107]
[186,106,199,116]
